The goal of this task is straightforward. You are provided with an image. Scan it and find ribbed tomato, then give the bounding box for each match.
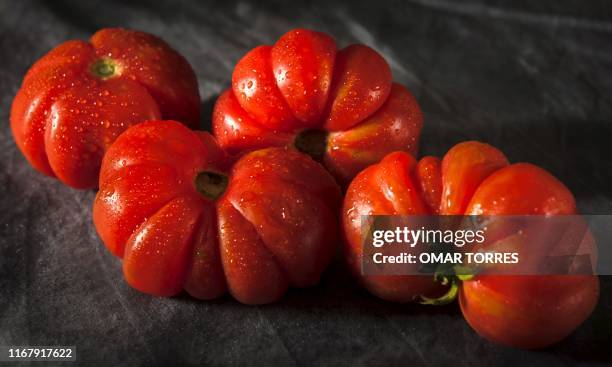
[343,141,599,348]
[213,29,423,186]
[93,120,341,305]
[11,28,200,188]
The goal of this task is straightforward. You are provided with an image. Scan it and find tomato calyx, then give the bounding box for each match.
[194,170,228,201]
[294,129,328,162]
[90,58,120,79]
[419,265,475,306]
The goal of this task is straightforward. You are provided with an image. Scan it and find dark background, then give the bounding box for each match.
[1,0,611,366]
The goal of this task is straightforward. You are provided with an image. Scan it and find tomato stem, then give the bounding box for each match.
[194,171,228,200]
[419,276,460,306]
[294,129,328,162]
[418,265,475,306]
[91,58,118,79]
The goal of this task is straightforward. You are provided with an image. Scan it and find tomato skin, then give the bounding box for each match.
[232,46,298,132]
[459,275,599,349]
[93,120,340,304]
[213,29,422,186]
[465,162,576,216]
[322,44,392,131]
[343,142,599,347]
[212,89,293,156]
[413,156,442,214]
[11,28,200,188]
[271,29,336,125]
[440,141,509,215]
[326,84,423,184]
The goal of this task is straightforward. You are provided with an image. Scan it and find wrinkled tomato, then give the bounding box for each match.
[93,120,341,304]
[213,29,423,186]
[11,28,200,188]
[343,141,599,348]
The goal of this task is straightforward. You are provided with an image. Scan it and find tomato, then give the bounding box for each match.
[213,29,423,186]
[93,120,341,305]
[11,28,200,188]
[343,141,599,347]
[342,151,446,302]
[460,161,599,349]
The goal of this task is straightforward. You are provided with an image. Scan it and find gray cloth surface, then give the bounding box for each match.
[0,0,611,366]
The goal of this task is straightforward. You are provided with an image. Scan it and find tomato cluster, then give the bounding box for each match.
[10,28,598,349]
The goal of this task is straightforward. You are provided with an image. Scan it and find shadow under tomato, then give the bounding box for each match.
[199,94,220,132]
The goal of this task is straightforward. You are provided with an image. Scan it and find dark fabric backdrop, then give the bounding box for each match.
[1,0,611,366]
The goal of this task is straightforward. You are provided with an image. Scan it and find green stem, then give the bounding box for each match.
[90,58,118,79]
[194,171,228,200]
[418,265,476,306]
[418,276,460,306]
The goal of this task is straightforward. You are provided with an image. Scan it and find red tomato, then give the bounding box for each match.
[461,162,599,349]
[11,28,200,188]
[343,141,599,347]
[213,29,423,186]
[342,151,446,302]
[93,120,341,305]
